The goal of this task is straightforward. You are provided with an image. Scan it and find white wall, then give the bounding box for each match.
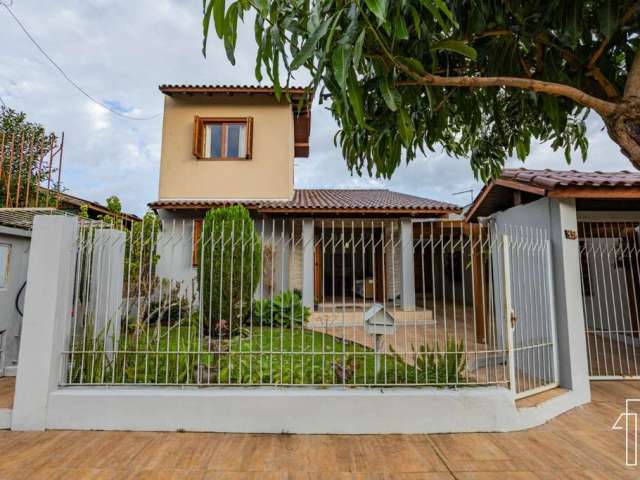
[45,384,587,434]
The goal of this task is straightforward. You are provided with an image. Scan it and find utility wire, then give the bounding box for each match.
[0,1,161,121]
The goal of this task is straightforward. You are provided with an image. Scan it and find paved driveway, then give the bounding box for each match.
[0,382,638,479]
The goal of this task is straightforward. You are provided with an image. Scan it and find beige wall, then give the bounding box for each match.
[158,95,295,201]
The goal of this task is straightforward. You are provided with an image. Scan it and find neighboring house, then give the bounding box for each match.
[0,196,139,377]
[149,85,460,311]
[466,168,640,382]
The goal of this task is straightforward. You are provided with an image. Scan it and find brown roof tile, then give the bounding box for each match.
[501,168,640,188]
[150,189,460,214]
[158,84,309,97]
[465,168,640,221]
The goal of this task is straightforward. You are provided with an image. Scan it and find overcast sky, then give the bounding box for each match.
[0,0,632,216]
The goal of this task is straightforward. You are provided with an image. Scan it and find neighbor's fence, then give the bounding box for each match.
[0,131,64,209]
[60,217,556,393]
[579,220,640,379]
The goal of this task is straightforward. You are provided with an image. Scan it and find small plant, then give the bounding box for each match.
[390,337,466,385]
[252,290,310,328]
[416,337,467,385]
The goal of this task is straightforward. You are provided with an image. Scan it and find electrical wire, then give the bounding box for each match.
[0,1,161,121]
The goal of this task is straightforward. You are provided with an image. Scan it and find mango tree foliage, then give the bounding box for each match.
[203,1,640,179]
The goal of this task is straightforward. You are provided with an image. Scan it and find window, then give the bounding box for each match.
[0,244,10,289]
[193,117,253,160]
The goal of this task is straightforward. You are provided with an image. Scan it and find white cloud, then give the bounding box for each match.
[85,102,110,130]
[0,1,634,216]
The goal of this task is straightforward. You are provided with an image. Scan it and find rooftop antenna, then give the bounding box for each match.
[452,189,474,205]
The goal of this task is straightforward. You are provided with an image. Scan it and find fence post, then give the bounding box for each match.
[400,218,416,311]
[12,215,78,431]
[302,219,315,310]
[90,229,126,354]
[502,234,517,396]
[548,198,589,396]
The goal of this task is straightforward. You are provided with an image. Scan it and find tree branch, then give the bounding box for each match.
[624,47,640,99]
[398,74,617,116]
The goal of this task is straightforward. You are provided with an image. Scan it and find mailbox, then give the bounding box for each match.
[364,303,396,336]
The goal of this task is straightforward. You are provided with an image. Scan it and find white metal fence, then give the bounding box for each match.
[60,216,556,394]
[579,221,640,379]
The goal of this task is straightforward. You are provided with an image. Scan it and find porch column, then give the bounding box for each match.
[400,218,416,311]
[302,218,315,310]
[549,198,590,397]
[90,229,126,354]
[12,215,78,431]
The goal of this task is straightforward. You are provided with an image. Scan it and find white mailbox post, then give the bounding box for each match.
[364,304,396,378]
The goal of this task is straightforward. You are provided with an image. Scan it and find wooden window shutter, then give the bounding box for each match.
[245,117,254,159]
[192,219,203,266]
[193,116,204,159]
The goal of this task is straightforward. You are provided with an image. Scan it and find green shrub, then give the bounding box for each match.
[197,206,262,333]
[252,290,310,327]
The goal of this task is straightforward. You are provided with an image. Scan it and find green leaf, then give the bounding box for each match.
[352,30,366,67]
[419,0,448,31]
[290,16,332,70]
[431,39,477,60]
[332,45,350,91]
[598,0,617,39]
[397,57,426,75]
[379,76,398,111]
[223,2,238,65]
[254,0,268,17]
[398,108,414,147]
[214,0,226,39]
[364,0,388,23]
[347,74,366,128]
[393,15,409,41]
[202,1,216,57]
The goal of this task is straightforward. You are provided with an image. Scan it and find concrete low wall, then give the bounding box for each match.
[44,386,587,434]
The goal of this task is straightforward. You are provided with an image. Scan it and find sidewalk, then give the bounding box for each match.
[0,381,637,479]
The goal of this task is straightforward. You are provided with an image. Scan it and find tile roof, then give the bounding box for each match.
[150,189,460,214]
[158,84,308,97]
[465,168,640,221]
[500,168,640,189]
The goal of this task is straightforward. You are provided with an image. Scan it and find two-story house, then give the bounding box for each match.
[149,84,461,314]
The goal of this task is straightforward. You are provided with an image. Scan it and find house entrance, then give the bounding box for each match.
[314,224,384,305]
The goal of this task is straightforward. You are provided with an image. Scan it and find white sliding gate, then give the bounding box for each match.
[579,220,640,379]
[500,225,559,398]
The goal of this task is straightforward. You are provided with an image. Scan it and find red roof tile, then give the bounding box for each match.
[150,189,460,214]
[501,168,640,188]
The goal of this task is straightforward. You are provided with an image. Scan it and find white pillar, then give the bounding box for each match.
[400,218,415,311]
[12,215,78,431]
[90,229,126,353]
[549,198,590,398]
[302,219,314,310]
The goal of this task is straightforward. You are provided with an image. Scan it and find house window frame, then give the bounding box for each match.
[193,116,253,160]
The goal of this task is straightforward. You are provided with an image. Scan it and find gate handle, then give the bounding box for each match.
[510,310,517,329]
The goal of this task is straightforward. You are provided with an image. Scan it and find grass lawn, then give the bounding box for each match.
[69,325,464,386]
